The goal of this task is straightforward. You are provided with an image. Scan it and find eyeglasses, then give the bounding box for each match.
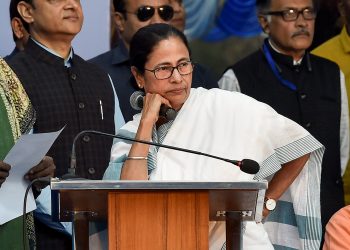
[125,5,174,22]
[263,7,316,22]
[145,61,194,80]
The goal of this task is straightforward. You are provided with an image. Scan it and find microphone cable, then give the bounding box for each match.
[22,177,51,250]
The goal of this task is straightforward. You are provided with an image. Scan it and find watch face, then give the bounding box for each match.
[266,199,276,211]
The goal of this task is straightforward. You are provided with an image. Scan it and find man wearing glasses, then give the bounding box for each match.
[219,0,349,247]
[90,0,218,122]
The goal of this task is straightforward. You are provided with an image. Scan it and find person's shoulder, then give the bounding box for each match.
[309,53,340,69]
[192,63,218,89]
[74,53,111,77]
[89,49,115,65]
[7,50,31,71]
[232,49,262,69]
[194,87,257,103]
[312,34,341,57]
[220,49,263,77]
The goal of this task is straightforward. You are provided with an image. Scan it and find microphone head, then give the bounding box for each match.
[240,159,260,174]
[165,108,177,120]
[130,90,144,111]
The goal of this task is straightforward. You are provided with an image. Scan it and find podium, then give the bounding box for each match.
[51,179,267,250]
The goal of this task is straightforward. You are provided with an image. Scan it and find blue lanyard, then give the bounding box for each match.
[262,41,297,91]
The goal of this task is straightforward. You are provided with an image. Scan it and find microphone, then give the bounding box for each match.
[130,91,177,120]
[64,130,260,179]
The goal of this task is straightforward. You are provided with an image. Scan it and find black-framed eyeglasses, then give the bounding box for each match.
[263,7,316,22]
[125,5,174,22]
[144,61,194,80]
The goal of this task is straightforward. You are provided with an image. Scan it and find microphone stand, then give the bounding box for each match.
[63,130,259,179]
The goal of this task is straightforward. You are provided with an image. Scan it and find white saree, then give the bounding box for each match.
[104,88,324,250]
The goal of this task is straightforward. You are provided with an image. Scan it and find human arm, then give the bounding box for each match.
[0,161,11,188]
[263,153,310,217]
[120,93,171,180]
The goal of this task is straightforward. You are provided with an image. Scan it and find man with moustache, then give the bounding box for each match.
[219,0,349,242]
[9,0,124,249]
[90,0,218,122]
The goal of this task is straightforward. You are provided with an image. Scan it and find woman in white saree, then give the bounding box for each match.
[104,23,323,250]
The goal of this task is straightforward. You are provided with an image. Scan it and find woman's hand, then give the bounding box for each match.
[141,92,172,126]
[0,161,11,188]
[121,93,172,180]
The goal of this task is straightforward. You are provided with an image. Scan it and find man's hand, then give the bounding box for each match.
[25,156,55,189]
[0,161,11,188]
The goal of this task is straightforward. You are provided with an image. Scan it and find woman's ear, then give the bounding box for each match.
[131,66,144,89]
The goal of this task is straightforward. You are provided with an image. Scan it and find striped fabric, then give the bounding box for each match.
[147,121,174,175]
[256,135,323,250]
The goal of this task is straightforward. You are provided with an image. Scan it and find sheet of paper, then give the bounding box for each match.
[0,127,63,225]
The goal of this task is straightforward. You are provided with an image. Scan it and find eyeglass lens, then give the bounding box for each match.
[155,62,193,79]
[137,5,174,22]
[285,8,315,20]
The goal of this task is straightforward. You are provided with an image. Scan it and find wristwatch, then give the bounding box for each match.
[264,197,276,211]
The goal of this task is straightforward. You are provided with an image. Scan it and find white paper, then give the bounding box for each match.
[0,127,64,225]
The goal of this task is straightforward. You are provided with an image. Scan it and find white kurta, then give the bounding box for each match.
[104,88,324,250]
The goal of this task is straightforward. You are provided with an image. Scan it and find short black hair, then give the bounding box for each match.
[256,0,271,13]
[130,23,191,74]
[256,0,320,13]
[113,0,127,19]
[9,0,30,41]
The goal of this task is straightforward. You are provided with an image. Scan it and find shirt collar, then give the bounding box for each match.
[268,39,304,65]
[340,26,350,54]
[31,38,74,67]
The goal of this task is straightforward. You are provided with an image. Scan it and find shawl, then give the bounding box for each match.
[104,87,323,249]
[0,58,36,249]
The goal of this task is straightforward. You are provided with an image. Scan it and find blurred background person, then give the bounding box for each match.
[219,0,349,241]
[4,0,30,61]
[9,0,124,248]
[169,0,185,31]
[323,205,350,250]
[0,57,55,250]
[312,0,350,206]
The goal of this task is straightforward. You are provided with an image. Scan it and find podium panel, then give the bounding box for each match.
[108,191,208,250]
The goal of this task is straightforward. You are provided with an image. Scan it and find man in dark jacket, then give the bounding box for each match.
[219,0,349,244]
[9,0,124,249]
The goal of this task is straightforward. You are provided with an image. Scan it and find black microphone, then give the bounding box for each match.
[130,90,177,120]
[64,130,260,178]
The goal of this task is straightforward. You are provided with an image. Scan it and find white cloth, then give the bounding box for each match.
[105,88,324,249]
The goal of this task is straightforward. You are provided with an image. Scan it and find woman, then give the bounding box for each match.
[104,23,323,249]
[0,57,55,249]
